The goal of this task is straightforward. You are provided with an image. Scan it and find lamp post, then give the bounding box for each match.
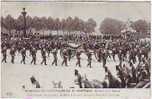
[22,8,27,37]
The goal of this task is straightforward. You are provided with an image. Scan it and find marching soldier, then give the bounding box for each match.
[86,51,92,68]
[97,48,102,62]
[102,49,107,68]
[68,49,72,61]
[61,48,68,66]
[10,47,16,64]
[122,47,127,61]
[52,48,58,66]
[118,49,123,66]
[137,47,142,63]
[41,48,47,65]
[46,42,51,57]
[1,46,7,63]
[112,47,116,62]
[30,47,37,65]
[20,48,26,64]
[129,49,136,64]
[76,50,82,67]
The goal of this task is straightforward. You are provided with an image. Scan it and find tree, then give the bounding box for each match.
[32,16,43,31]
[1,16,5,28]
[47,17,54,32]
[61,18,66,34]
[26,15,33,30]
[99,18,124,35]
[1,16,8,33]
[85,18,96,33]
[40,17,48,30]
[54,18,61,34]
[77,19,85,33]
[14,15,24,34]
[131,19,149,34]
[4,15,15,34]
[65,16,73,34]
[72,17,81,31]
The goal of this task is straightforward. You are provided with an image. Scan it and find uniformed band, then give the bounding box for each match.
[1,33,150,88]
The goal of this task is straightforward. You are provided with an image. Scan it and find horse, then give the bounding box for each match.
[75,72,120,88]
[80,75,104,88]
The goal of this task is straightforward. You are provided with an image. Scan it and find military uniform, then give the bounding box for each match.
[76,50,81,67]
[31,48,37,65]
[41,49,47,65]
[102,50,107,67]
[10,47,16,64]
[98,48,102,62]
[1,47,7,63]
[61,49,68,66]
[20,48,26,64]
[52,49,58,66]
[87,52,92,68]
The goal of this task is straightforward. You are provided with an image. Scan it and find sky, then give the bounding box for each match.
[1,1,151,29]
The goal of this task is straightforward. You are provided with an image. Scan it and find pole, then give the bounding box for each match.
[22,8,27,37]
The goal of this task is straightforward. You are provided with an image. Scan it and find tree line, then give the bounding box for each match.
[1,15,150,35]
[1,15,96,34]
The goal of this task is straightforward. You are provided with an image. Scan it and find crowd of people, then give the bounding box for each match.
[1,32,151,88]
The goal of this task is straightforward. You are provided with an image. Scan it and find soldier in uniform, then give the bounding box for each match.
[10,47,16,64]
[129,62,137,83]
[112,47,116,62]
[68,49,72,61]
[129,49,136,64]
[1,46,7,63]
[118,49,123,66]
[86,51,92,68]
[52,48,58,66]
[74,69,82,88]
[102,49,107,68]
[137,47,142,63]
[1,40,7,49]
[121,47,127,61]
[76,50,82,67]
[61,48,68,66]
[20,47,26,64]
[41,48,47,65]
[30,47,37,65]
[46,42,51,57]
[97,48,102,62]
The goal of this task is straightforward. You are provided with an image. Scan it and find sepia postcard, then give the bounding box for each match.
[1,1,151,99]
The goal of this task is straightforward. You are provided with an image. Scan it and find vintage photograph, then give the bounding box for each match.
[1,1,151,97]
